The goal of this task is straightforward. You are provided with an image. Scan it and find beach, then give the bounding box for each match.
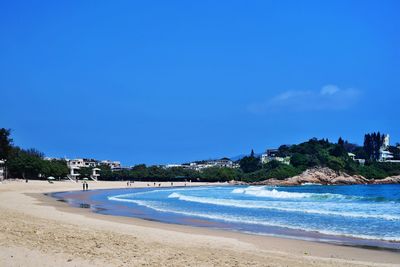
[0,180,399,267]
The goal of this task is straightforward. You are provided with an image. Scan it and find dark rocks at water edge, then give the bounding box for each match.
[248,167,400,186]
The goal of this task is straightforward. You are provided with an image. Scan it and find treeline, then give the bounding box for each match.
[1,128,400,182]
[237,134,400,181]
[80,165,239,182]
[0,129,68,179]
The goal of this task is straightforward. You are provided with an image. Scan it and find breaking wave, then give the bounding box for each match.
[108,196,400,242]
[104,185,400,246]
[167,192,400,221]
[230,186,392,202]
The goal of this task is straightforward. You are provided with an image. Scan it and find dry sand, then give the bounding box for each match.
[0,180,399,267]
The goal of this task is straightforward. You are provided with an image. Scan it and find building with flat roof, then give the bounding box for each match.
[379,134,395,162]
[261,149,290,165]
[100,160,121,170]
[164,158,239,171]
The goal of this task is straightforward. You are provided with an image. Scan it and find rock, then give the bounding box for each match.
[228,180,247,185]
[253,167,370,186]
[373,175,400,184]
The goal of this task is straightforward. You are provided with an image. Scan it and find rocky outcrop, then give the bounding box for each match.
[373,175,400,184]
[228,180,247,185]
[253,167,370,186]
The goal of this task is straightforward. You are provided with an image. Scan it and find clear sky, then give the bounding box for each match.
[1,1,399,165]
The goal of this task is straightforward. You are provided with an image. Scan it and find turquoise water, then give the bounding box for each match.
[54,184,400,249]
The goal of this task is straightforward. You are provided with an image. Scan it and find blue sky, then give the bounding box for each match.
[1,1,399,165]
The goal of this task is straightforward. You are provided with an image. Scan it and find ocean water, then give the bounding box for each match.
[54,184,400,249]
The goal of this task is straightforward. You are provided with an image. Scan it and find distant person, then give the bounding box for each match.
[127,181,129,187]
[85,182,89,191]
[25,178,28,183]
[154,182,156,186]
[159,183,161,187]
[82,182,85,191]
[171,182,173,187]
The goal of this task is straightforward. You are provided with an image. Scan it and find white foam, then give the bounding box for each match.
[108,196,400,242]
[165,193,400,221]
[231,186,340,199]
[168,192,181,198]
[109,186,217,200]
[234,186,313,198]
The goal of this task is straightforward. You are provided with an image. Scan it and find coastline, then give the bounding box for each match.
[52,185,400,250]
[248,167,400,186]
[1,180,399,266]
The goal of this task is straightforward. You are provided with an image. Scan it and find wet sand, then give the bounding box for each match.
[0,180,399,266]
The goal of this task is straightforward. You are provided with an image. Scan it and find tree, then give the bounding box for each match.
[330,144,347,158]
[250,149,255,157]
[201,167,238,182]
[277,145,291,157]
[364,132,385,160]
[342,141,359,153]
[41,160,69,178]
[239,150,261,173]
[338,137,344,146]
[0,128,13,159]
[8,147,43,179]
[76,167,93,178]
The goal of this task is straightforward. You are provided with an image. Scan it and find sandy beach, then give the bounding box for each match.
[0,180,399,267]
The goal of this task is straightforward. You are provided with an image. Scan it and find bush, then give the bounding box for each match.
[242,161,301,182]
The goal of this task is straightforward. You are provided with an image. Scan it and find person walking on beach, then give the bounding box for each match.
[82,182,85,191]
[85,182,89,191]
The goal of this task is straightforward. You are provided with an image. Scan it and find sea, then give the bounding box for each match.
[53,184,400,250]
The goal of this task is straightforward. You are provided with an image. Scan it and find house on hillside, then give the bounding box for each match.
[207,158,238,168]
[379,135,395,162]
[100,160,121,170]
[170,158,239,171]
[348,153,365,165]
[261,149,290,165]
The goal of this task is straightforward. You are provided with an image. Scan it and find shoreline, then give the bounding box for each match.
[1,180,399,266]
[50,186,400,251]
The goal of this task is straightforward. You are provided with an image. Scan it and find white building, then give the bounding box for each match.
[67,158,99,169]
[348,153,365,165]
[379,134,395,162]
[207,158,238,168]
[164,164,184,168]
[348,153,356,161]
[91,168,101,181]
[164,158,239,171]
[100,160,121,170]
[65,158,123,181]
[66,158,99,181]
[261,149,290,165]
